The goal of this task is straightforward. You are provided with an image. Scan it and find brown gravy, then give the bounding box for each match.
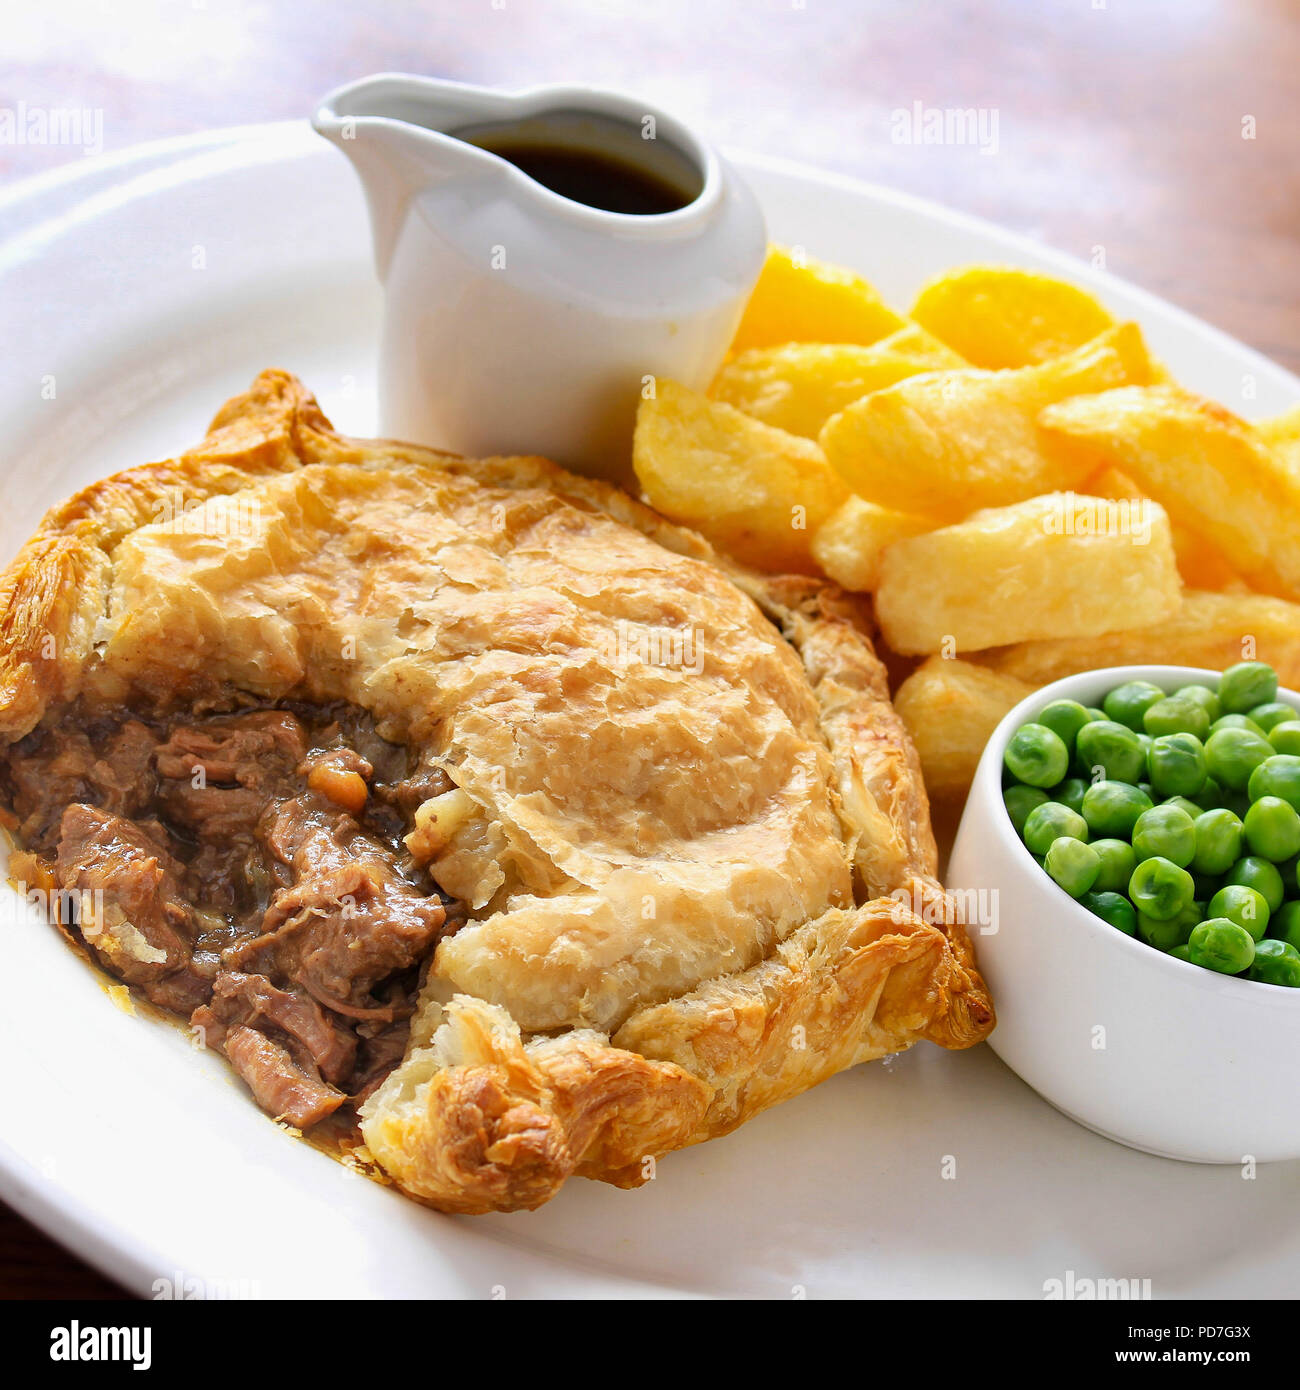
[455,110,703,216]
[467,136,695,215]
[0,694,457,1136]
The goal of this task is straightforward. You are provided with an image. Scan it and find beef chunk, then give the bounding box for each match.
[144,965,213,1015]
[155,710,308,840]
[377,758,455,818]
[8,696,458,1134]
[54,803,208,1009]
[154,710,307,786]
[223,1025,345,1129]
[192,970,356,1085]
[152,710,314,924]
[351,1019,413,1105]
[227,798,446,1013]
[6,719,160,851]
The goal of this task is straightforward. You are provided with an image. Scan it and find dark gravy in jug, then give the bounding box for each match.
[456,110,703,216]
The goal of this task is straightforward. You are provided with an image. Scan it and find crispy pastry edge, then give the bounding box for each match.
[0,369,994,1214]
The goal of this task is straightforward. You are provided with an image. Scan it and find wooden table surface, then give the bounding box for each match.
[1,0,1296,1298]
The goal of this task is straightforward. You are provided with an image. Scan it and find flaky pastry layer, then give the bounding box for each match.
[0,370,992,1212]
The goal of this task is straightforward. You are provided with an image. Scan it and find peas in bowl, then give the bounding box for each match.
[952,663,1300,1164]
[1002,662,1300,987]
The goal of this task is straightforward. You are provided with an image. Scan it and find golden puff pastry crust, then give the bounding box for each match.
[0,370,992,1213]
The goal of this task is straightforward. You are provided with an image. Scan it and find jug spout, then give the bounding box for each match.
[312,74,507,279]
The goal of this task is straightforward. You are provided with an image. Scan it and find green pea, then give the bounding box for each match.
[1081,779,1152,838]
[1050,777,1089,816]
[1138,901,1199,950]
[1162,795,1204,819]
[1268,901,1300,951]
[1224,856,1286,913]
[1036,699,1094,752]
[1219,661,1278,714]
[1211,713,1268,739]
[1147,732,1208,798]
[1268,721,1300,756]
[1045,836,1101,897]
[1091,838,1137,893]
[1207,884,1270,941]
[1143,695,1211,740]
[1075,719,1147,784]
[1244,795,1300,863]
[1247,701,1298,733]
[1248,938,1300,987]
[1205,725,1274,791]
[1004,784,1049,834]
[1188,918,1256,974]
[1180,898,1205,931]
[1103,680,1166,732]
[1023,801,1090,857]
[1132,803,1197,867]
[1081,890,1137,935]
[1191,807,1244,876]
[1086,707,1108,722]
[1176,684,1222,722]
[1247,754,1300,810]
[1168,944,1193,962]
[1129,856,1195,921]
[1004,722,1070,788]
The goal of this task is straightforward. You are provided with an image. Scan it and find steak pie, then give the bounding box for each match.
[0,370,992,1213]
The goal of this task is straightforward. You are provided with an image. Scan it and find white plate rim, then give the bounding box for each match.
[2,122,1298,1300]
[4,121,1297,404]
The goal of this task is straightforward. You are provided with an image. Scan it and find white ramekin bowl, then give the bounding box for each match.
[948,664,1300,1163]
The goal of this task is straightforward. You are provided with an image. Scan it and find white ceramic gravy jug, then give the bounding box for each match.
[313,74,766,485]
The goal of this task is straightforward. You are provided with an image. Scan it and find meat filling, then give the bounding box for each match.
[2,699,460,1130]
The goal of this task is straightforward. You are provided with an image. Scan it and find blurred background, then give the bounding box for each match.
[0,0,1296,1295]
[5,0,1298,369]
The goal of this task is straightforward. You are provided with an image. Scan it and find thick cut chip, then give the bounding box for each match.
[633,378,849,573]
[895,657,1035,801]
[978,590,1300,691]
[730,245,906,352]
[1257,403,1300,471]
[1040,386,1300,602]
[909,264,1117,369]
[1169,528,1247,593]
[881,321,969,360]
[874,492,1181,655]
[1081,464,1144,503]
[810,495,935,593]
[711,329,964,440]
[1083,464,1242,591]
[819,323,1154,520]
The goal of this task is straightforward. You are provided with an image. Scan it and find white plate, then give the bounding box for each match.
[2,123,1298,1301]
